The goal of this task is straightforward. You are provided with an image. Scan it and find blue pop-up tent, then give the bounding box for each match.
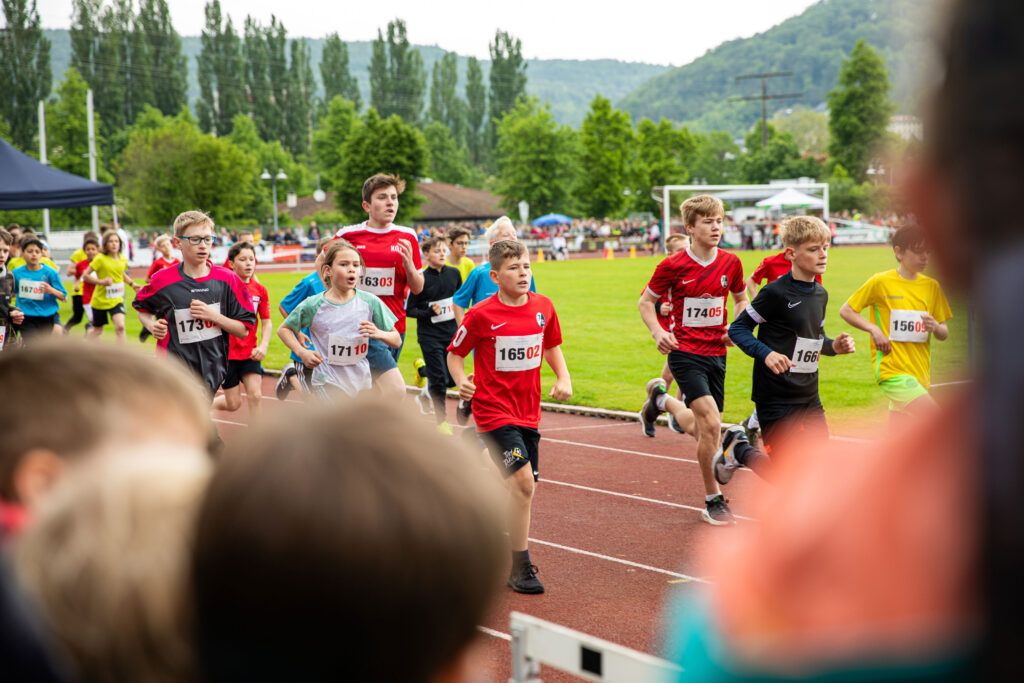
[0,136,113,210]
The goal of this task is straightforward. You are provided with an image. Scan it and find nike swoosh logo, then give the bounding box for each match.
[787,301,802,308]
[490,322,507,330]
[681,279,694,284]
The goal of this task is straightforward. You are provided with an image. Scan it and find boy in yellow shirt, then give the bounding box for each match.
[840,225,952,417]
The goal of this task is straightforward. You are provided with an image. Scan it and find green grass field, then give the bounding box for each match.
[68,245,967,434]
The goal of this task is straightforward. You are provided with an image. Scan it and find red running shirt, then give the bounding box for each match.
[75,259,96,304]
[229,278,270,360]
[751,250,822,286]
[333,222,421,334]
[645,248,745,356]
[148,256,181,282]
[447,292,562,432]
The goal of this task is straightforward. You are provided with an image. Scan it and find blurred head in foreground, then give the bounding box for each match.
[190,399,506,683]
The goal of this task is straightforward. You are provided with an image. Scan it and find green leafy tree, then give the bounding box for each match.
[243,16,273,141]
[422,120,475,186]
[334,108,429,223]
[227,113,309,225]
[575,95,634,218]
[284,38,314,157]
[120,0,154,126]
[494,97,577,217]
[368,31,389,116]
[688,131,741,184]
[738,121,823,184]
[428,51,465,143]
[464,56,487,166]
[827,39,896,181]
[367,19,425,123]
[137,0,186,116]
[0,0,52,150]
[196,0,245,136]
[629,117,696,213]
[772,106,829,157]
[265,16,287,143]
[487,30,527,150]
[311,95,356,191]
[320,33,360,111]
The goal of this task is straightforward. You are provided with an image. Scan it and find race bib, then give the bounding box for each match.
[18,280,45,300]
[104,282,125,300]
[681,296,725,327]
[790,337,824,374]
[430,297,455,323]
[359,267,396,296]
[889,309,929,343]
[327,334,369,366]
[495,333,543,372]
[0,326,6,351]
[251,295,261,309]
[174,303,221,344]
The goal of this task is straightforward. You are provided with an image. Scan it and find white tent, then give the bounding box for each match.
[755,187,825,209]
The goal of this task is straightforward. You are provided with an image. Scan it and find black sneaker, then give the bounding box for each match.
[668,413,686,434]
[507,563,545,594]
[275,365,297,400]
[639,378,667,437]
[712,425,748,485]
[138,328,151,342]
[701,494,735,526]
[456,399,472,425]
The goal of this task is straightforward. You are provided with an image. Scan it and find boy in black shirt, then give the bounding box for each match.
[406,236,462,433]
[719,216,855,481]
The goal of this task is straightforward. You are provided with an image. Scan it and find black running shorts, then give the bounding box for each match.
[667,350,726,413]
[223,358,264,389]
[478,424,541,481]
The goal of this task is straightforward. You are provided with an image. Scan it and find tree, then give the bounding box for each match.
[772,106,829,157]
[227,113,309,225]
[487,30,527,149]
[738,121,823,184]
[311,95,356,191]
[284,38,315,158]
[494,97,577,217]
[0,0,52,150]
[575,96,634,218]
[195,0,245,136]
[320,33,360,111]
[367,19,425,123]
[422,120,473,186]
[428,51,465,143]
[265,16,287,143]
[464,56,487,166]
[334,108,429,222]
[827,39,896,182]
[136,0,186,117]
[243,16,273,141]
[629,117,696,213]
[688,131,741,185]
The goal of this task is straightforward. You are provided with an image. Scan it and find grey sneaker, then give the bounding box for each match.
[741,414,760,448]
[507,563,545,594]
[275,365,297,400]
[639,378,667,437]
[701,494,735,525]
[712,425,748,485]
[668,413,686,434]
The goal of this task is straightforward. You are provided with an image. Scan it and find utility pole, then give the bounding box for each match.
[731,72,802,148]
[87,89,99,232]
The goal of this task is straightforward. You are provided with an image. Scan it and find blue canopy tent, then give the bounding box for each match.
[0,136,115,240]
[531,213,572,227]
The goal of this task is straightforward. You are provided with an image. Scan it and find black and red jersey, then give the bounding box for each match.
[133,263,256,393]
[645,247,745,356]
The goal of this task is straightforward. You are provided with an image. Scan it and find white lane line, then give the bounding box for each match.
[543,437,699,464]
[212,418,247,426]
[543,422,634,433]
[529,538,708,584]
[477,626,512,641]
[543,479,757,522]
[932,380,970,387]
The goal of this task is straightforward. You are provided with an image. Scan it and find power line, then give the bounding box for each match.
[730,71,801,148]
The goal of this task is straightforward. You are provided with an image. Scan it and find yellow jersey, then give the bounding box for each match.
[446,255,476,284]
[89,253,129,310]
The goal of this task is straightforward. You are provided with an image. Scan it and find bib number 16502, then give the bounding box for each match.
[495,333,543,372]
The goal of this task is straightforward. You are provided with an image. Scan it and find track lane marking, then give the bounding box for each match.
[528,538,708,584]
[543,478,757,522]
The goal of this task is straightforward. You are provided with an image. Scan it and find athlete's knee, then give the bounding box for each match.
[509,469,535,501]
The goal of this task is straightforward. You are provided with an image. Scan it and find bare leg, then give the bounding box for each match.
[663,395,697,434]
[507,465,536,552]
[242,372,262,417]
[689,395,723,497]
[212,385,243,412]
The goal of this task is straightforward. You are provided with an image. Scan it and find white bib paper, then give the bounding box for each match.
[430,297,455,323]
[18,280,45,301]
[327,334,369,366]
[359,267,396,296]
[104,282,125,300]
[681,296,725,327]
[889,309,929,343]
[790,337,824,374]
[174,303,221,344]
[495,333,543,372]
[0,326,6,351]
[251,295,260,309]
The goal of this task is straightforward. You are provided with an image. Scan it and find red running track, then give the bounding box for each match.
[212,375,770,682]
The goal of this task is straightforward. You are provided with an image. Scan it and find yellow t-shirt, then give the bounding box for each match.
[845,269,952,388]
[446,255,476,284]
[89,253,129,310]
[7,256,58,272]
[69,248,86,295]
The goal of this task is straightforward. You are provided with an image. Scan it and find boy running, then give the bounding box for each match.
[139,234,181,342]
[716,216,855,483]
[446,226,476,282]
[839,224,951,418]
[11,237,66,343]
[637,195,748,525]
[133,210,256,396]
[447,240,572,594]
[64,231,99,333]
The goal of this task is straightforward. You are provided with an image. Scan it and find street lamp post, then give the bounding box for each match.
[261,167,288,232]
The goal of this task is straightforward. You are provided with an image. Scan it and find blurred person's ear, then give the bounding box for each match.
[902,161,964,288]
[13,450,65,507]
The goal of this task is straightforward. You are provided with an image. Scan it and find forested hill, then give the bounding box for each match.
[618,0,932,135]
[43,29,669,127]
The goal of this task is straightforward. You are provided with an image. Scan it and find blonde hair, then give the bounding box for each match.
[14,448,211,683]
[154,234,172,249]
[665,233,690,254]
[485,216,516,244]
[780,216,831,248]
[679,194,724,227]
[173,210,214,238]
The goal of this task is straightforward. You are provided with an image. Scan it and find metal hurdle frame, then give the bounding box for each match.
[509,612,682,683]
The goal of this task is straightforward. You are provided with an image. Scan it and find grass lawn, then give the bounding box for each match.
[67,245,968,435]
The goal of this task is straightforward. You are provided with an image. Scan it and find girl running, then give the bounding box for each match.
[84,231,140,344]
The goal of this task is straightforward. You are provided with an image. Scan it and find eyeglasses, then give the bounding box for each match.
[183,236,214,246]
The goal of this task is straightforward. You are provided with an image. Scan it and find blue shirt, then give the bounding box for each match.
[12,265,65,317]
[452,262,536,310]
[280,271,325,362]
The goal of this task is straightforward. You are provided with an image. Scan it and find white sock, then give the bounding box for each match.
[747,409,760,429]
[705,493,721,503]
[655,393,669,412]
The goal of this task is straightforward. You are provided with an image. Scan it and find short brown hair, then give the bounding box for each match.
[0,227,12,246]
[361,173,406,203]
[83,235,100,249]
[420,235,447,254]
[890,224,926,252]
[190,399,504,682]
[100,230,122,256]
[780,216,831,248]
[447,226,472,243]
[226,241,255,263]
[665,233,690,252]
[680,194,725,227]
[0,340,212,501]
[173,210,214,238]
[320,238,363,286]
[82,231,99,247]
[488,239,527,271]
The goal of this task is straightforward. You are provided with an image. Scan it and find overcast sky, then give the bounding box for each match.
[36,0,821,66]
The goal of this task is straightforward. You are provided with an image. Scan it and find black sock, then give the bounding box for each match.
[734,441,772,480]
[512,549,531,567]
[733,440,753,465]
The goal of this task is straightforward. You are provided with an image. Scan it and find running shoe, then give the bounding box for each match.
[701,494,735,526]
[507,563,545,594]
[639,378,666,437]
[416,389,434,415]
[138,328,151,342]
[712,425,748,485]
[668,413,686,434]
[413,358,426,388]
[275,365,297,400]
[741,414,760,448]
[456,399,472,425]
